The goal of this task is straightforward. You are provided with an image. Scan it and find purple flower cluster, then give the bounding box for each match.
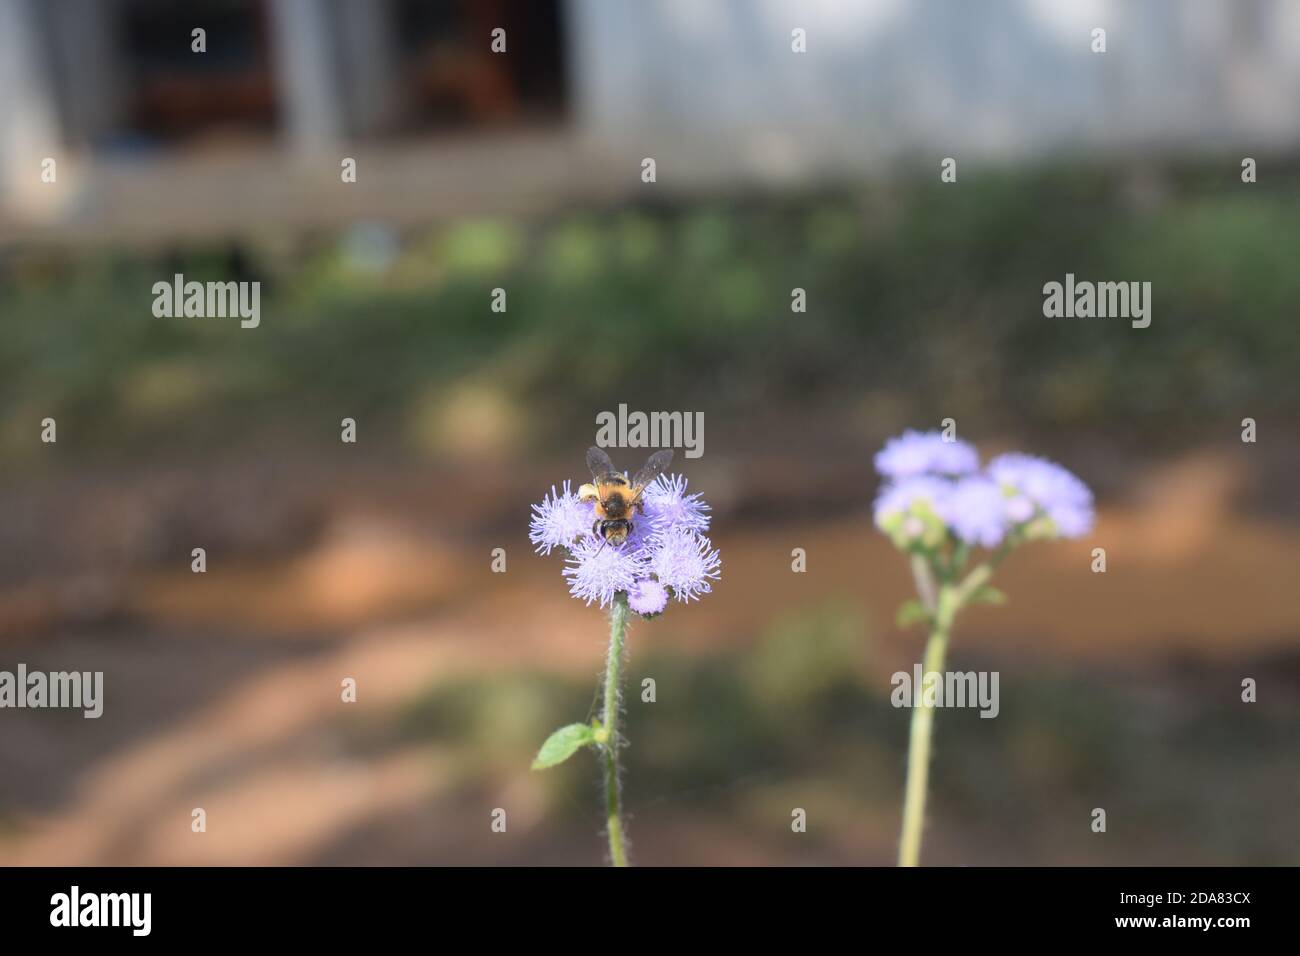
[873,431,1094,549]
[529,473,720,614]
[875,429,980,479]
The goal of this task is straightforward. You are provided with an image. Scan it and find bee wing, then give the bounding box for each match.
[586,445,619,482]
[629,449,674,501]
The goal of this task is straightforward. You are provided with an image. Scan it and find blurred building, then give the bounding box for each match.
[1,0,566,148]
[2,0,1299,240]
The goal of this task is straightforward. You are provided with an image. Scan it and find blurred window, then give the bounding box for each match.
[119,0,277,145]
[393,0,567,130]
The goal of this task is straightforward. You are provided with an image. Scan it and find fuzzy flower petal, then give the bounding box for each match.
[874,429,979,479]
[873,475,958,549]
[649,528,721,603]
[529,481,595,555]
[627,579,669,616]
[873,475,954,527]
[562,536,648,608]
[642,474,711,535]
[534,463,720,613]
[942,475,1009,548]
[988,453,1094,538]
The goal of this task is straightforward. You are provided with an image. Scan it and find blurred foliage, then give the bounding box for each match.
[3,162,1299,461]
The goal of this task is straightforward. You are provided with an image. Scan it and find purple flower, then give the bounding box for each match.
[873,475,955,548]
[987,453,1094,538]
[872,432,1094,551]
[532,470,720,614]
[643,474,711,535]
[628,579,669,616]
[874,430,979,479]
[873,475,954,526]
[562,535,648,608]
[943,475,1009,548]
[529,481,594,555]
[649,528,721,603]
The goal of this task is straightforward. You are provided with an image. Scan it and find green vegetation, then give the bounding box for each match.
[4,163,1298,461]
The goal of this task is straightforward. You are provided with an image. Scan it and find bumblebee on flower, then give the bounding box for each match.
[528,447,720,615]
[527,446,721,866]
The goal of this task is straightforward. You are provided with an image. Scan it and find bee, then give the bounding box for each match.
[579,446,674,547]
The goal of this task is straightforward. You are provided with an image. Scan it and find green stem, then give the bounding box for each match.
[897,558,1001,866]
[601,594,630,867]
[954,561,993,604]
[898,585,952,867]
[910,553,938,612]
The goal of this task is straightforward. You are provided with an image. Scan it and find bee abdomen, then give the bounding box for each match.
[598,518,633,544]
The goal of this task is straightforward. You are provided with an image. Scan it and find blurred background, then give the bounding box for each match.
[1,0,1298,866]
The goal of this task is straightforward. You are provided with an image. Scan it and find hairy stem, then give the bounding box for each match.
[602,594,630,867]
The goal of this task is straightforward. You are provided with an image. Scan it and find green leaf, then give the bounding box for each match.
[895,599,931,629]
[969,585,1007,606]
[530,723,597,770]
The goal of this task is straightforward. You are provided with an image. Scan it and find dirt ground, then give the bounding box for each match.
[1,442,1297,866]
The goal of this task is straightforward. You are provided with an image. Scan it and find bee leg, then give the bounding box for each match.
[592,519,603,539]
